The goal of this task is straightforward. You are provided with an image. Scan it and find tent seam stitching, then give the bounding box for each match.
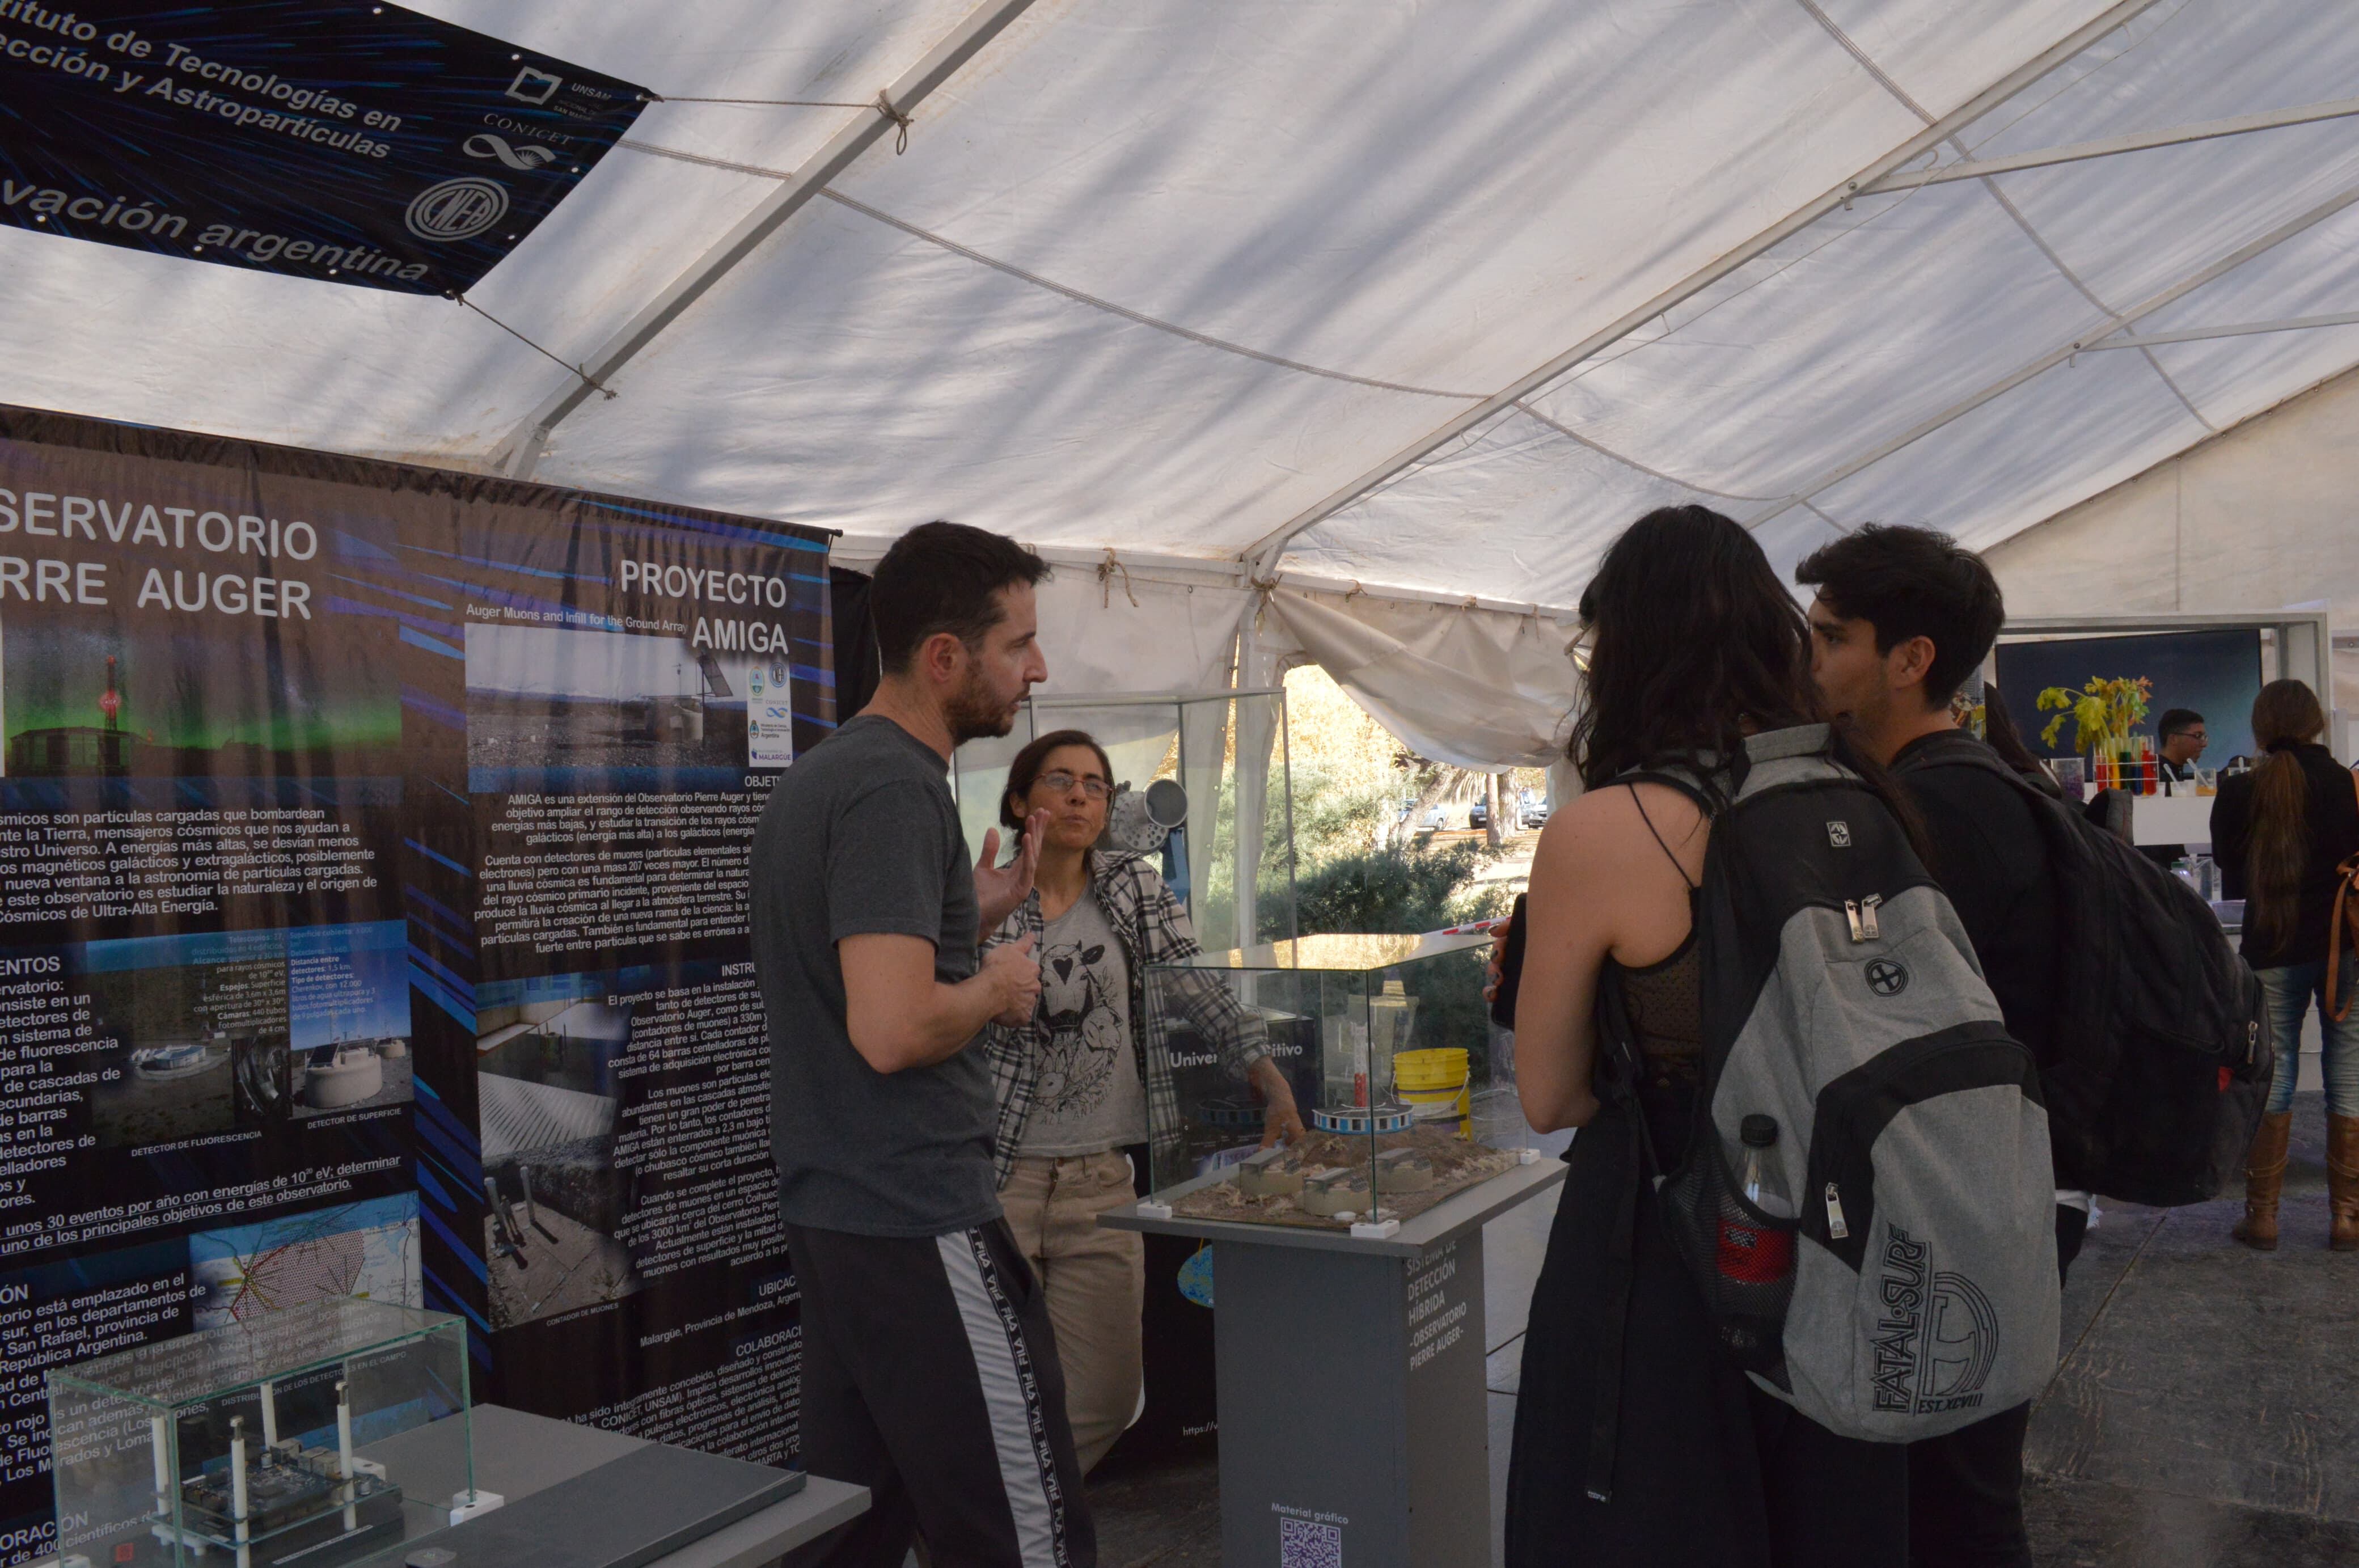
[1504,402,1782,504]
[815,186,1480,398]
[1789,0,1934,125]
[1792,5,2226,475]
[614,136,1481,400]
[1973,177,2220,434]
[620,137,1777,518]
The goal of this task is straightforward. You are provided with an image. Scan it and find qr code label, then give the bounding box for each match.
[1279,1516,1343,1568]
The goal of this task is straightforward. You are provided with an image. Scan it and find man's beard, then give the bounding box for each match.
[946,670,1020,744]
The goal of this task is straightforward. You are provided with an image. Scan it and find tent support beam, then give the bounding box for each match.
[491,0,1044,480]
[1745,181,2359,533]
[2078,310,2359,350]
[1861,96,2359,193]
[829,532,1586,620]
[1235,0,2167,578]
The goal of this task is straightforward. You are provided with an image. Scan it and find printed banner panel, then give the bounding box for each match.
[0,0,646,292]
[0,405,832,1563]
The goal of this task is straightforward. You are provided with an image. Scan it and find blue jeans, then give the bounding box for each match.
[2256,959,2359,1117]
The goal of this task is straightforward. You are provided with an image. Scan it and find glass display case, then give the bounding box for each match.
[1143,932,1529,1233]
[48,1299,470,1568]
[950,688,1297,953]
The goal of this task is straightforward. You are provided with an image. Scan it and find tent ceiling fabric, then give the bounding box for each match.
[6,0,2358,616]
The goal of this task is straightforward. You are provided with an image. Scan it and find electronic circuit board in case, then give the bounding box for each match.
[46,1298,467,1568]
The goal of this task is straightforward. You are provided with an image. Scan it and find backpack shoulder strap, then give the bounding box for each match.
[1893,732,2069,812]
[1618,763,1718,814]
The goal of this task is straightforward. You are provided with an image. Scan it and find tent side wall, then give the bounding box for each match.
[1987,364,2359,713]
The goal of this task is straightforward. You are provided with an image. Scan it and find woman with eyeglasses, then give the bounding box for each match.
[979,728,1305,1473]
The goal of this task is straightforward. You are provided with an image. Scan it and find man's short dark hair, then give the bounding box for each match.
[2156,708,2205,741]
[870,521,1049,674]
[1795,524,2004,705]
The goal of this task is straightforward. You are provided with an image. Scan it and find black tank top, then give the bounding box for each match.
[1600,781,1706,1168]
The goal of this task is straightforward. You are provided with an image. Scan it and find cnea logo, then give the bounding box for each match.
[406,177,510,242]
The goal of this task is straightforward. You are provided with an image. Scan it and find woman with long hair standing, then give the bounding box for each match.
[1502,506,1909,1565]
[2210,679,2359,1250]
[980,729,1304,1472]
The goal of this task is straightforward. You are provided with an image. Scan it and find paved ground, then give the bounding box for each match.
[1077,1093,2359,1567]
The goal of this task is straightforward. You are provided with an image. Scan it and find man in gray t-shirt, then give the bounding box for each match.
[752,523,1096,1568]
[756,711,1002,1234]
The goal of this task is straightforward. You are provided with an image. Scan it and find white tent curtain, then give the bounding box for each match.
[831,540,1255,704]
[1257,588,1582,772]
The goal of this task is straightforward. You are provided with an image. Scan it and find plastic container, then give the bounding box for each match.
[1717,1114,1795,1284]
[1395,1046,1472,1139]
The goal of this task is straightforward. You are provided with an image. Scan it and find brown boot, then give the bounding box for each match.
[2330,1114,2359,1252]
[2235,1111,2294,1251]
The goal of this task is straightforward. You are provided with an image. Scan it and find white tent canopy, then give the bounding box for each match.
[9,0,2357,759]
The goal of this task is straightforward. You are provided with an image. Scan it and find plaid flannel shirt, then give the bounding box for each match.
[981,850,1269,1190]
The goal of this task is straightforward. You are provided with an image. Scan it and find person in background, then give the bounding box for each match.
[2134,708,2212,867]
[752,521,1098,1567]
[2210,679,2359,1253]
[982,728,1304,1474]
[1796,523,2078,1568]
[2156,708,2209,784]
[1505,505,1909,1567]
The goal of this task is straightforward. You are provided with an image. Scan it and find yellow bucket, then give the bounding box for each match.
[1396,1048,1471,1139]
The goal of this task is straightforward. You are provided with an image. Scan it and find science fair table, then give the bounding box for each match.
[1105,1157,1566,1568]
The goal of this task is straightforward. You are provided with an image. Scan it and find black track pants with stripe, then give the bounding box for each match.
[783,1219,1097,1568]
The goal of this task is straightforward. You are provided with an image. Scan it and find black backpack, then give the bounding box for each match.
[1895,734,2273,1204]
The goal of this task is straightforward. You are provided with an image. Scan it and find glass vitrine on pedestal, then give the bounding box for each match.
[47,1299,470,1568]
[1142,930,1529,1240]
[1109,929,1562,1568]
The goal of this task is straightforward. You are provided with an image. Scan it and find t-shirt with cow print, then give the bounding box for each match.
[1017,885,1147,1156]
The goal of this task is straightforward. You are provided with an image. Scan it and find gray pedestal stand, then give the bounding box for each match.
[1103,1159,1566,1568]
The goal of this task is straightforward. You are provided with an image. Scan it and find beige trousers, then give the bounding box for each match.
[999,1149,1146,1476]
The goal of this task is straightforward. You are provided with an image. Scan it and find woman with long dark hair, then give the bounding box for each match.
[979,728,1303,1471]
[2210,679,2359,1251]
[1502,506,1909,1565]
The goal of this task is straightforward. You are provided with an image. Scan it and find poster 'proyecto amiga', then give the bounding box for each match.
[0,404,833,1564]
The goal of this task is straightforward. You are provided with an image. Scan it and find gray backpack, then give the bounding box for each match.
[1610,726,2058,1445]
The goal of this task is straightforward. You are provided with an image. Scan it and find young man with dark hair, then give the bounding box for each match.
[1797,523,2077,1568]
[753,521,1098,1567]
[2155,708,2208,779]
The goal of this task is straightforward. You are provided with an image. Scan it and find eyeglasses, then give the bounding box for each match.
[1036,771,1110,800]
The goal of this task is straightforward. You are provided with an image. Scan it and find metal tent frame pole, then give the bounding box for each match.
[1861,95,2359,193]
[1744,179,2359,534]
[493,0,1046,479]
[2076,311,2359,351]
[1236,0,2169,578]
